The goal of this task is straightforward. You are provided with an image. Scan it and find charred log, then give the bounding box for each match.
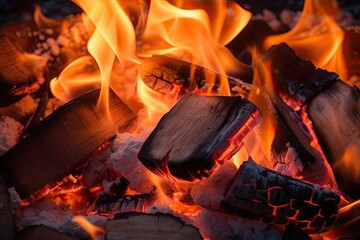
[105,212,203,240]
[343,26,360,78]
[0,89,136,200]
[16,225,79,240]
[260,43,338,186]
[138,95,260,181]
[308,80,360,199]
[0,176,14,240]
[140,54,253,97]
[0,35,45,107]
[88,191,157,216]
[222,159,340,234]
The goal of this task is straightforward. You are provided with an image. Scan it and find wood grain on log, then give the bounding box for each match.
[0,34,45,107]
[88,192,157,216]
[308,80,360,199]
[105,212,203,240]
[140,54,253,97]
[138,95,260,181]
[222,158,340,233]
[0,176,15,240]
[0,89,136,200]
[17,225,79,240]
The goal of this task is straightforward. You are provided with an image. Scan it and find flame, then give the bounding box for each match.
[263,0,347,79]
[72,216,105,239]
[50,0,251,122]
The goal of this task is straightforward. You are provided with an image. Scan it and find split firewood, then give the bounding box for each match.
[0,176,15,240]
[17,225,79,240]
[222,158,340,234]
[0,34,47,107]
[140,54,253,97]
[308,80,360,199]
[343,26,360,78]
[88,191,157,216]
[261,43,360,199]
[138,95,261,181]
[105,212,203,240]
[0,89,136,200]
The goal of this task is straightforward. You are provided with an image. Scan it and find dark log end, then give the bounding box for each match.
[138,95,260,181]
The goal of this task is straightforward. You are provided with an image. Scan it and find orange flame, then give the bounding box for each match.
[50,0,251,122]
[264,0,347,79]
[72,216,105,239]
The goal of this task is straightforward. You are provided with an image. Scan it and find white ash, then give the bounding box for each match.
[83,128,154,193]
[16,198,107,239]
[0,95,38,121]
[194,209,280,240]
[275,143,304,178]
[190,162,238,211]
[0,116,23,156]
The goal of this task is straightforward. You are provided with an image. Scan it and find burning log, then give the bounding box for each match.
[0,35,46,107]
[138,95,260,181]
[0,89,136,200]
[105,212,203,240]
[261,43,360,199]
[88,191,157,216]
[308,80,360,199]
[343,26,360,78]
[140,54,253,97]
[0,177,15,240]
[17,225,79,240]
[222,159,340,233]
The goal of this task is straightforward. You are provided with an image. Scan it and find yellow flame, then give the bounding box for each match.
[72,216,105,239]
[264,0,347,79]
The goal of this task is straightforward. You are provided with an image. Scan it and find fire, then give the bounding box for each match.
[72,216,105,239]
[50,0,251,121]
[263,0,348,79]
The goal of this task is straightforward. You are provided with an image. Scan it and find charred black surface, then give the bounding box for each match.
[223,159,340,233]
[138,95,260,181]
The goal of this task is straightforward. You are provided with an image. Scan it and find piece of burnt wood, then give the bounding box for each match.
[0,176,15,240]
[140,54,253,97]
[88,191,157,216]
[308,80,360,199]
[16,225,79,240]
[0,34,46,107]
[138,95,261,181]
[259,43,338,186]
[260,43,338,111]
[222,158,340,234]
[105,212,203,240]
[343,26,360,78]
[0,89,136,200]
[282,223,311,240]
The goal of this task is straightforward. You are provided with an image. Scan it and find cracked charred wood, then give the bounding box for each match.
[0,89,136,200]
[308,80,360,199]
[223,158,340,234]
[105,212,203,240]
[343,26,360,78]
[88,191,157,216]
[140,54,253,97]
[261,43,360,199]
[138,95,261,181]
[17,225,79,240]
[0,176,14,240]
[259,43,338,187]
[0,35,46,107]
[260,43,338,111]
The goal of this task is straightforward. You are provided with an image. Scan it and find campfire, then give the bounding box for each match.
[0,0,359,239]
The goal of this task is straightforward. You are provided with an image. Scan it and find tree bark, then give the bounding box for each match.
[17,225,79,240]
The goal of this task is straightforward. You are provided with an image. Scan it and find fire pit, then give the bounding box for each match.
[0,0,359,239]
